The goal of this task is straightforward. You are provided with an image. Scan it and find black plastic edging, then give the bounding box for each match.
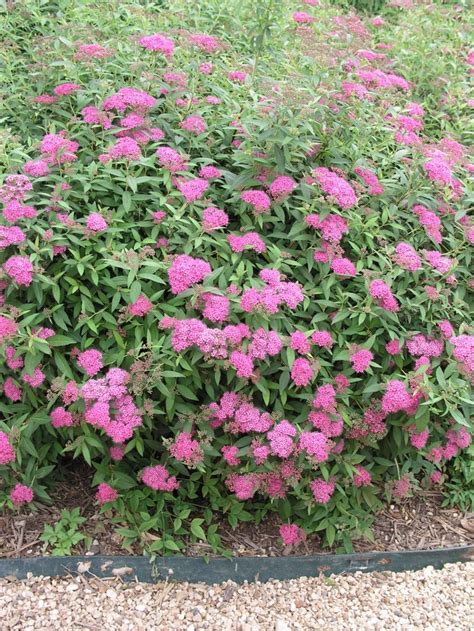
[1,546,473,584]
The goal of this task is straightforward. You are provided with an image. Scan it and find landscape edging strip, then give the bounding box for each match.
[1,545,473,584]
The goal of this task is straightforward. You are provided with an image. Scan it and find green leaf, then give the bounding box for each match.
[190,518,206,540]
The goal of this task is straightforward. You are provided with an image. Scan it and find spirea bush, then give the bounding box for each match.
[0,0,472,552]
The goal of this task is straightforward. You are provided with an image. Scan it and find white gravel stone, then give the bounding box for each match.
[0,562,472,630]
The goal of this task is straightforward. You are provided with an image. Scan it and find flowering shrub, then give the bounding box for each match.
[0,0,472,553]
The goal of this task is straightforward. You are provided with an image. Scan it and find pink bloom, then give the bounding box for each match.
[311,331,334,348]
[269,176,295,199]
[291,358,313,386]
[369,279,399,312]
[129,294,153,317]
[23,367,45,388]
[110,445,125,461]
[279,524,305,546]
[423,158,453,186]
[353,466,372,487]
[180,115,206,134]
[202,207,229,231]
[226,473,259,500]
[313,167,357,209]
[54,83,81,96]
[293,11,315,23]
[10,483,33,506]
[310,479,335,504]
[23,159,49,177]
[313,384,336,411]
[33,94,58,104]
[290,331,310,355]
[393,476,411,499]
[331,257,356,276]
[335,374,349,393]
[199,166,221,179]
[142,464,179,491]
[86,213,108,232]
[108,137,141,161]
[77,349,103,376]
[156,146,187,172]
[75,43,113,60]
[0,226,26,249]
[139,33,174,57]
[393,243,421,271]
[50,407,74,428]
[0,431,15,465]
[170,432,203,466]
[189,33,220,53]
[4,377,22,401]
[438,320,454,339]
[241,190,271,214]
[153,211,166,223]
[423,250,454,274]
[202,293,230,323]
[406,334,443,358]
[3,256,33,286]
[350,349,373,373]
[354,167,384,195]
[177,177,209,203]
[298,431,329,462]
[409,429,429,449]
[0,315,17,340]
[227,232,266,254]
[3,200,37,223]
[62,381,79,404]
[221,445,240,466]
[382,380,412,414]
[228,71,247,83]
[230,351,254,378]
[385,340,402,355]
[96,483,118,504]
[450,335,474,372]
[268,421,296,459]
[81,106,112,130]
[40,132,78,165]
[168,255,211,294]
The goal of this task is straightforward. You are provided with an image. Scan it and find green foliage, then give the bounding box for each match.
[442,446,474,512]
[40,508,89,555]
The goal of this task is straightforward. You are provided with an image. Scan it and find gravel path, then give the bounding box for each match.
[1,562,472,630]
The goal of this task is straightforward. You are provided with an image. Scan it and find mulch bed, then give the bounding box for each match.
[1,463,473,559]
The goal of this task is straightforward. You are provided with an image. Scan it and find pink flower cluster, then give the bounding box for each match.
[81,368,142,443]
[170,432,204,466]
[77,349,103,376]
[96,483,118,504]
[241,190,271,214]
[168,255,211,294]
[202,207,229,231]
[313,167,358,208]
[369,279,399,312]
[0,431,15,465]
[3,255,33,286]
[10,483,34,506]
[129,294,153,317]
[240,270,303,314]
[227,232,266,254]
[279,524,305,546]
[354,167,384,195]
[142,464,179,491]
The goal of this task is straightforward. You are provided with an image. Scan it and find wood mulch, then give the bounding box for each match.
[1,463,472,559]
